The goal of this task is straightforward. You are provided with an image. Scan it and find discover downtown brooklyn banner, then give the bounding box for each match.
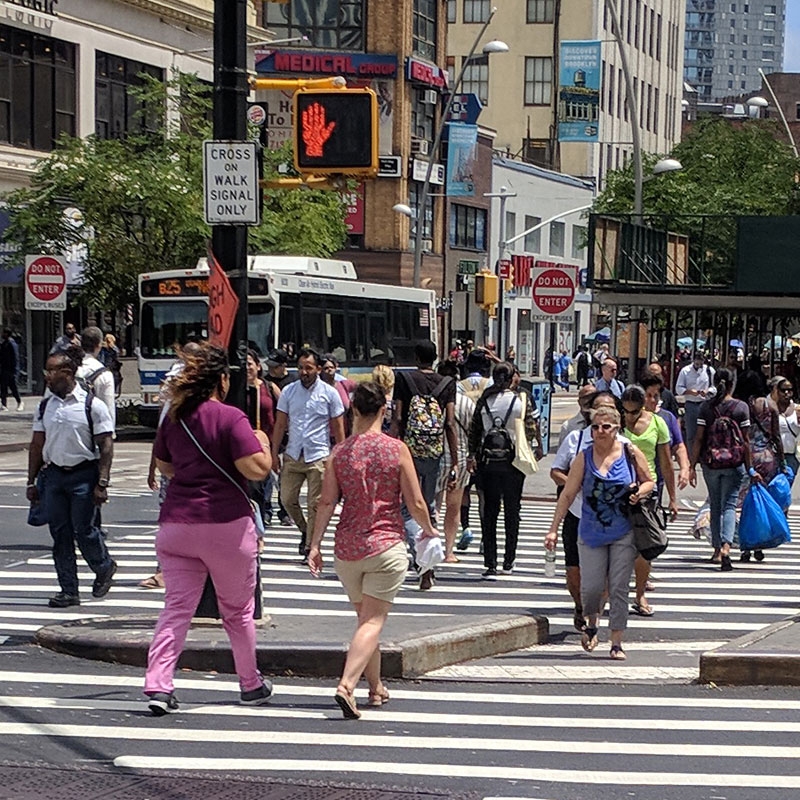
[558,40,602,143]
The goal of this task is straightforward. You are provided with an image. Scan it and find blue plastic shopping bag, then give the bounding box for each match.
[739,482,791,551]
[767,469,793,512]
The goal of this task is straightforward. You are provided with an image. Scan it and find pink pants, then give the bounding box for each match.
[144,517,262,694]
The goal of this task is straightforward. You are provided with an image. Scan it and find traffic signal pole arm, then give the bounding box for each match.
[250,76,346,91]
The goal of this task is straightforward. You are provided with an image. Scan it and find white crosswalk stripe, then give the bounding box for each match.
[1,503,799,658]
[0,667,798,796]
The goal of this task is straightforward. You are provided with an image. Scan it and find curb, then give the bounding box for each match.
[699,614,800,686]
[35,612,549,679]
[0,426,154,454]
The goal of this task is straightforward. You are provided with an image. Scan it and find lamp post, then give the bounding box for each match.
[411,7,508,288]
[749,77,799,157]
[483,185,516,357]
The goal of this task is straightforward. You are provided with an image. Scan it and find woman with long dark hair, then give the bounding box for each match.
[144,343,273,714]
[689,368,760,570]
[467,362,539,577]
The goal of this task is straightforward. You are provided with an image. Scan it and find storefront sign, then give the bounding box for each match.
[445,93,483,124]
[203,140,260,225]
[256,50,398,78]
[405,57,448,89]
[342,182,365,235]
[5,0,57,13]
[457,259,480,275]
[411,158,444,185]
[445,123,477,197]
[24,254,66,311]
[558,41,601,142]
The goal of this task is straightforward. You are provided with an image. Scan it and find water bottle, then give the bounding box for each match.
[544,547,557,578]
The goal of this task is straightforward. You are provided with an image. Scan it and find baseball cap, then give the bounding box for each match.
[266,349,289,367]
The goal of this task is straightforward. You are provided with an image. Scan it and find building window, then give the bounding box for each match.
[730,2,736,10]
[447,0,456,22]
[449,203,487,250]
[742,34,748,43]
[260,0,364,50]
[411,88,435,141]
[764,4,776,13]
[549,221,565,257]
[523,138,551,167]
[762,51,775,60]
[524,215,541,252]
[741,50,747,58]
[410,183,434,248]
[505,211,516,251]
[95,53,163,140]
[653,87,659,134]
[0,26,76,150]
[526,0,554,23]
[764,20,776,30]
[413,0,437,62]
[607,62,615,115]
[462,54,489,104]
[571,225,587,260]
[463,0,489,23]
[657,13,662,59]
[729,34,736,43]
[524,56,552,105]
[763,35,775,45]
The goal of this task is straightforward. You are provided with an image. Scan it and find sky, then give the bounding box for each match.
[786,0,800,71]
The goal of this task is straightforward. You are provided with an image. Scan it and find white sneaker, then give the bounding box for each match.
[16,401,23,412]
[0,405,6,412]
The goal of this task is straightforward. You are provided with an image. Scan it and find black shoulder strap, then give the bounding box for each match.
[86,366,107,384]
[38,397,49,421]
[494,393,517,427]
[622,442,637,484]
[432,375,453,401]
[85,392,95,441]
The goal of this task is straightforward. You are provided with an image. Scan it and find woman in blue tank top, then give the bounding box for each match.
[546,405,653,659]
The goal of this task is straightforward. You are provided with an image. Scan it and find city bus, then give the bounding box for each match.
[137,255,437,421]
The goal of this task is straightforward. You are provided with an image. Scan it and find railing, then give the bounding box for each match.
[589,213,740,292]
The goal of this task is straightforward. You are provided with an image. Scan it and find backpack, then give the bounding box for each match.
[459,376,489,404]
[479,394,518,465]
[404,376,452,459]
[704,403,746,469]
[38,366,107,447]
[77,365,108,397]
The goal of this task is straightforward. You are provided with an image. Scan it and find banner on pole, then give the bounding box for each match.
[207,245,239,350]
[445,123,478,197]
[558,41,601,142]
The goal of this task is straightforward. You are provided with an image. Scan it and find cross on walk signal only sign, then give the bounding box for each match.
[203,140,260,225]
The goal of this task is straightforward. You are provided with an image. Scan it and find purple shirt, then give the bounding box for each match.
[659,408,683,446]
[154,401,262,524]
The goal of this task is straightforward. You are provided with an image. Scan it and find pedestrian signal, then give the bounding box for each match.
[293,88,378,176]
[474,271,498,315]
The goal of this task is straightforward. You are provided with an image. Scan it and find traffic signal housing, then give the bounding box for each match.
[293,88,378,176]
[474,270,498,316]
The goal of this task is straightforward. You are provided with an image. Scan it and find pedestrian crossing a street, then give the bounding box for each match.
[0,501,799,669]
[1,665,800,798]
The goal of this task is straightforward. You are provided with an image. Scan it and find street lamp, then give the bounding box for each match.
[411,7,509,288]
[753,70,798,157]
[392,203,413,218]
[651,158,683,175]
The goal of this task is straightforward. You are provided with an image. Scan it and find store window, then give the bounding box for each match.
[524,56,552,105]
[527,0,554,23]
[462,54,489,105]
[260,0,364,50]
[413,0,437,62]
[0,25,76,150]
[449,204,487,250]
[95,53,163,139]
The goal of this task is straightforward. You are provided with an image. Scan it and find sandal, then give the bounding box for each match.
[631,602,655,617]
[334,686,361,720]
[138,573,164,589]
[581,626,598,652]
[443,554,460,564]
[573,608,586,632]
[610,644,627,660]
[367,686,390,707]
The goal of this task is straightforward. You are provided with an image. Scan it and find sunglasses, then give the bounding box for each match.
[622,407,642,415]
[779,386,793,393]
[591,422,617,432]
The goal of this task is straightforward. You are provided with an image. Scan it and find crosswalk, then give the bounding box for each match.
[1,665,799,797]
[1,501,799,667]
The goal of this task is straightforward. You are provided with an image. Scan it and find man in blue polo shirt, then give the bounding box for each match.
[271,348,345,561]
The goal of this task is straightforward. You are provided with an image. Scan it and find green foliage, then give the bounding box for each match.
[595,116,800,216]
[1,71,348,310]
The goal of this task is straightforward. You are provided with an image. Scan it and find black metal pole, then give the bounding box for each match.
[213,0,249,411]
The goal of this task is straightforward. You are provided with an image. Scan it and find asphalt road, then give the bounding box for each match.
[1,441,800,798]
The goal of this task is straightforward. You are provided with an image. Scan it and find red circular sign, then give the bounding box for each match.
[26,256,66,303]
[532,268,575,315]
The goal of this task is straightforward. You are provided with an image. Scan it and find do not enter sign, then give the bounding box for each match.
[531,264,576,322]
[25,255,67,311]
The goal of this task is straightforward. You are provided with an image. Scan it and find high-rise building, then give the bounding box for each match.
[684,0,786,101]
[447,0,686,187]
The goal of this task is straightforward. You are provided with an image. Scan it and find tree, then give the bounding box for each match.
[1,71,348,311]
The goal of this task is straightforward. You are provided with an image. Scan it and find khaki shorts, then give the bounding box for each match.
[335,542,408,604]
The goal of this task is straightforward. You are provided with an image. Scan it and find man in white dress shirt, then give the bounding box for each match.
[676,352,716,453]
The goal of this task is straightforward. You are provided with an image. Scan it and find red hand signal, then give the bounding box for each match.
[301,102,336,157]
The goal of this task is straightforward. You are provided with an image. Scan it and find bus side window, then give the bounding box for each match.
[326,311,347,363]
[348,313,366,363]
[278,300,299,356]
[301,306,325,353]
[366,299,389,364]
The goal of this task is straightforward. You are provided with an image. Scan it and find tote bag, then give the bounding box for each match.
[513,391,538,475]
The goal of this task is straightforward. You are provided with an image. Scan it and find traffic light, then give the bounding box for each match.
[293,88,378,176]
[504,261,515,293]
[474,271,498,316]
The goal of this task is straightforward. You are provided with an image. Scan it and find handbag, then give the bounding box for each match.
[179,419,266,537]
[27,469,49,527]
[512,391,539,475]
[623,445,669,560]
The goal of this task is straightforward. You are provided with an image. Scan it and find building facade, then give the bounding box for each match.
[684,0,786,102]
[447,0,685,186]
[257,0,451,298]
[489,156,595,377]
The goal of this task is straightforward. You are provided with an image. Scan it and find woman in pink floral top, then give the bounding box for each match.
[308,381,439,720]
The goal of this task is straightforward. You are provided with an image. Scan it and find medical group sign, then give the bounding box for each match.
[558,41,601,142]
[25,254,67,311]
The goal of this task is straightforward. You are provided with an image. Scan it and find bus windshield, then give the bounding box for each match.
[140,301,207,358]
[248,302,274,357]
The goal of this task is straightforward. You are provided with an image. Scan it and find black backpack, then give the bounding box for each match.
[38,366,107,446]
[479,394,517,465]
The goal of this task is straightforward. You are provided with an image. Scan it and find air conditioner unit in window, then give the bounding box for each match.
[411,138,430,156]
[422,238,433,251]
[422,89,438,105]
